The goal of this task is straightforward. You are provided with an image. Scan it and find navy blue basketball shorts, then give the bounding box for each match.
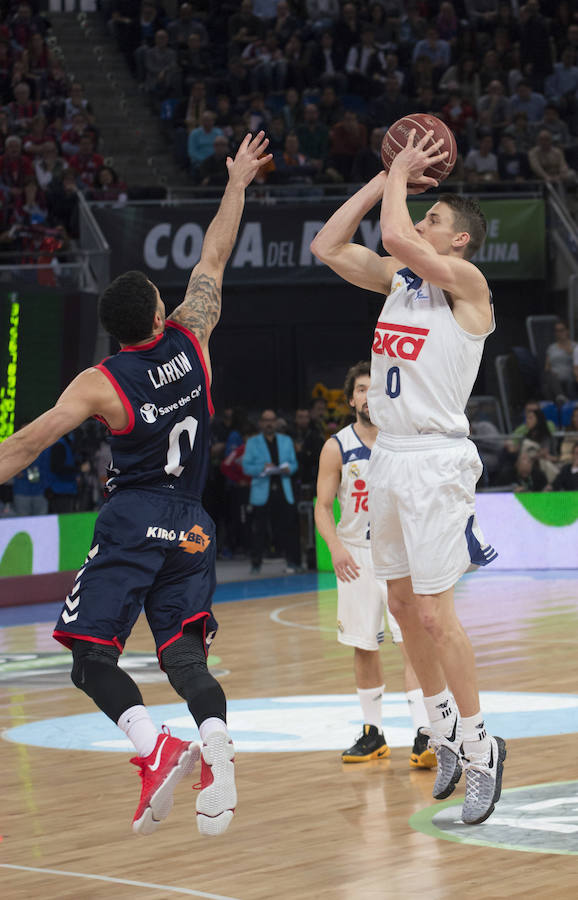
[53,488,218,665]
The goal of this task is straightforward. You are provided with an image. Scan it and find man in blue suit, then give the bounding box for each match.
[242,409,302,575]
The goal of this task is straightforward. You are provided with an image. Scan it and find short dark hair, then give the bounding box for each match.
[438,193,487,259]
[344,360,370,402]
[98,271,158,344]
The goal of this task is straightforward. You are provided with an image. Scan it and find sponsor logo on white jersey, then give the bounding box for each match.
[372,320,430,361]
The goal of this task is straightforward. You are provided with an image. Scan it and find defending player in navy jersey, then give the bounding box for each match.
[311,130,505,826]
[0,132,272,837]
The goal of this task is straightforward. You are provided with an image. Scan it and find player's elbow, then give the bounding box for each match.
[381,227,402,254]
[310,235,327,261]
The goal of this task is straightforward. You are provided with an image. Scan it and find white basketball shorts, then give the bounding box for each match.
[367,433,497,595]
[337,541,403,650]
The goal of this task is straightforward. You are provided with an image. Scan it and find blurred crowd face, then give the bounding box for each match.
[295,409,310,431]
[213,135,230,158]
[155,30,169,50]
[5,136,22,158]
[260,410,277,438]
[525,409,538,429]
[554,321,570,343]
[310,397,327,422]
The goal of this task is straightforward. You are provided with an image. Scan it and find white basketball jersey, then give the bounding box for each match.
[368,267,495,437]
[333,424,371,547]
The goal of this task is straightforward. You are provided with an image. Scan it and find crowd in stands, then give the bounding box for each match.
[0,1,127,266]
[471,317,578,489]
[103,0,578,188]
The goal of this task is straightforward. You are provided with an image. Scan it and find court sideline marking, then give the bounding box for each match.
[0,864,242,899]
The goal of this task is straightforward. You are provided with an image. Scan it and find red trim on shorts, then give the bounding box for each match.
[157,612,210,668]
[120,333,165,352]
[94,364,135,435]
[165,320,215,416]
[53,630,124,652]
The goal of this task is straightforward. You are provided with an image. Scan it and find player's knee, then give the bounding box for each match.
[70,640,120,691]
[165,661,207,699]
[387,592,405,620]
[161,628,209,699]
[415,599,447,643]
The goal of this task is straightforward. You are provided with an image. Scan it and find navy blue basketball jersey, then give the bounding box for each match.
[95,320,214,498]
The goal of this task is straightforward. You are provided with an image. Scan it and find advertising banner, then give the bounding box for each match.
[93,197,545,288]
[0,512,97,577]
[316,492,578,573]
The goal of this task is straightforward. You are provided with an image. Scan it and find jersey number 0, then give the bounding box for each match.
[385,366,400,399]
[164,415,198,477]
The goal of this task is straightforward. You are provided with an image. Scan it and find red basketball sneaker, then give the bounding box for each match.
[131,726,200,835]
[194,731,236,836]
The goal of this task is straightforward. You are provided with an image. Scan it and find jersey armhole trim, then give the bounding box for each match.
[332,433,345,462]
[165,320,215,416]
[94,364,135,435]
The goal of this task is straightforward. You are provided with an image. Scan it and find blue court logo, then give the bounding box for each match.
[2,691,578,754]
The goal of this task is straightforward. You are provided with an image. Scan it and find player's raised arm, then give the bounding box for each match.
[315,438,361,583]
[168,131,272,354]
[310,172,398,295]
[0,368,114,485]
[380,130,487,301]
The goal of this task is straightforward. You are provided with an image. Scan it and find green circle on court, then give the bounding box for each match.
[410,780,578,855]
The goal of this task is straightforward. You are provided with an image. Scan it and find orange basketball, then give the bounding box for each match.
[381,113,457,189]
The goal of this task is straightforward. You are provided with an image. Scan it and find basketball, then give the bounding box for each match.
[381,113,457,189]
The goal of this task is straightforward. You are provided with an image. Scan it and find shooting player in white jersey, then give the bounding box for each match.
[311,130,505,826]
[315,361,436,768]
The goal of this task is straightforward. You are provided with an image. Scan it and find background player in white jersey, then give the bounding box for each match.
[311,130,505,826]
[315,361,435,769]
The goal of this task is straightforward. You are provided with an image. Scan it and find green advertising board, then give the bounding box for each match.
[407,197,545,280]
[0,512,97,577]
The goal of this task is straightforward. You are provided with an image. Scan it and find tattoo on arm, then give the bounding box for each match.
[169,271,221,344]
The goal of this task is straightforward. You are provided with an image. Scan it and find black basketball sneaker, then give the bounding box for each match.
[341,725,391,763]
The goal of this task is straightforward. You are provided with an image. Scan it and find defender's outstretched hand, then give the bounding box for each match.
[226,131,272,188]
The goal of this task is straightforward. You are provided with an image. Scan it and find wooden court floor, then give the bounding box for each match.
[1,570,578,899]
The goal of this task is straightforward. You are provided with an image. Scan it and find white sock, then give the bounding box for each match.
[199,717,229,743]
[462,712,491,758]
[117,705,158,758]
[406,688,429,734]
[357,685,384,731]
[423,688,457,738]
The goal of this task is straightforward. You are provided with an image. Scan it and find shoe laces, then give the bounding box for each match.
[463,750,492,803]
[463,748,492,777]
[464,766,484,803]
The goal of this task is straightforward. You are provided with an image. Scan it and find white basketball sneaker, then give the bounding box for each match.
[195,731,236,836]
[461,736,507,825]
